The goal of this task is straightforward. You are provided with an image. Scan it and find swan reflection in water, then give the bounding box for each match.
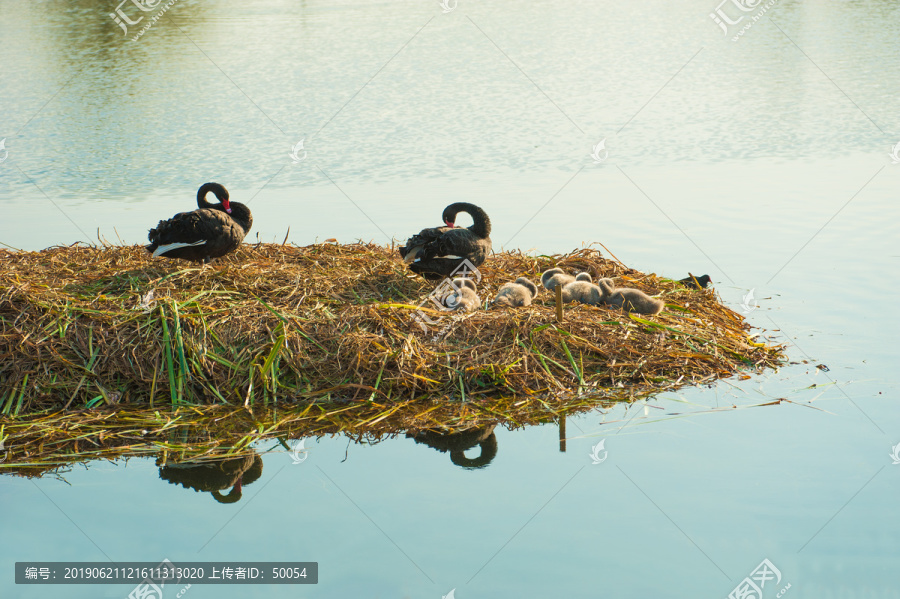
[158,452,263,503]
[407,425,498,469]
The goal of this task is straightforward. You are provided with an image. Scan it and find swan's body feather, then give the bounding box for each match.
[152,240,207,257]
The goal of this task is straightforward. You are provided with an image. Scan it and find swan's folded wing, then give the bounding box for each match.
[151,211,214,245]
[401,226,452,261]
[425,229,491,264]
[152,240,207,257]
[148,209,242,259]
[401,245,421,264]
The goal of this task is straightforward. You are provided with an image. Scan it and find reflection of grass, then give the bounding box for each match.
[0,243,783,414]
[0,398,601,476]
[0,390,795,478]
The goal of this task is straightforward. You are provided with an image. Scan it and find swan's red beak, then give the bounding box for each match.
[444,220,455,228]
[222,198,232,214]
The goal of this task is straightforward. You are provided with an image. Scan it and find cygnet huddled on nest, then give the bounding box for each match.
[561,274,614,306]
[597,279,664,315]
[442,278,480,312]
[492,277,539,307]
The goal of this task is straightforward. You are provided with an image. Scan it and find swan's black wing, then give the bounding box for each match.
[401,223,492,279]
[399,225,453,263]
[426,229,483,260]
[407,235,492,280]
[407,228,490,263]
[147,208,245,262]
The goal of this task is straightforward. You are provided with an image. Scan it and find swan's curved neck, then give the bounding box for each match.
[446,203,490,239]
[197,183,229,209]
[211,478,243,504]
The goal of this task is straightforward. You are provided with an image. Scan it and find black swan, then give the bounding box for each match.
[492,277,539,307]
[146,183,253,263]
[597,279,665,315]
[441,278,480,312]
[406,425,498,470]
[158,453,263,504]
[399,203,492,280]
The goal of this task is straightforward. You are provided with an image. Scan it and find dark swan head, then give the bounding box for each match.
[196,182,252,233]
[197,182,232,214]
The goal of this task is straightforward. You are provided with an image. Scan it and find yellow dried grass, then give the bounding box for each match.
[0,242,781,414]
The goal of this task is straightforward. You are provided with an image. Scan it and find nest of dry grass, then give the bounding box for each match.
[0,242,782,416]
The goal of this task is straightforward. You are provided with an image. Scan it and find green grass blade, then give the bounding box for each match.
[159,305,177,406]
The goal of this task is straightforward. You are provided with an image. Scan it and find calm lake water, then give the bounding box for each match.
[2,0,899,597]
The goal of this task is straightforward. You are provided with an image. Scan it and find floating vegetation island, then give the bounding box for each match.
[0,242,783,472]
[0,242,782,410]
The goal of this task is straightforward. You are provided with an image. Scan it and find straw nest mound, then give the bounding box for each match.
[0,242,782,415]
